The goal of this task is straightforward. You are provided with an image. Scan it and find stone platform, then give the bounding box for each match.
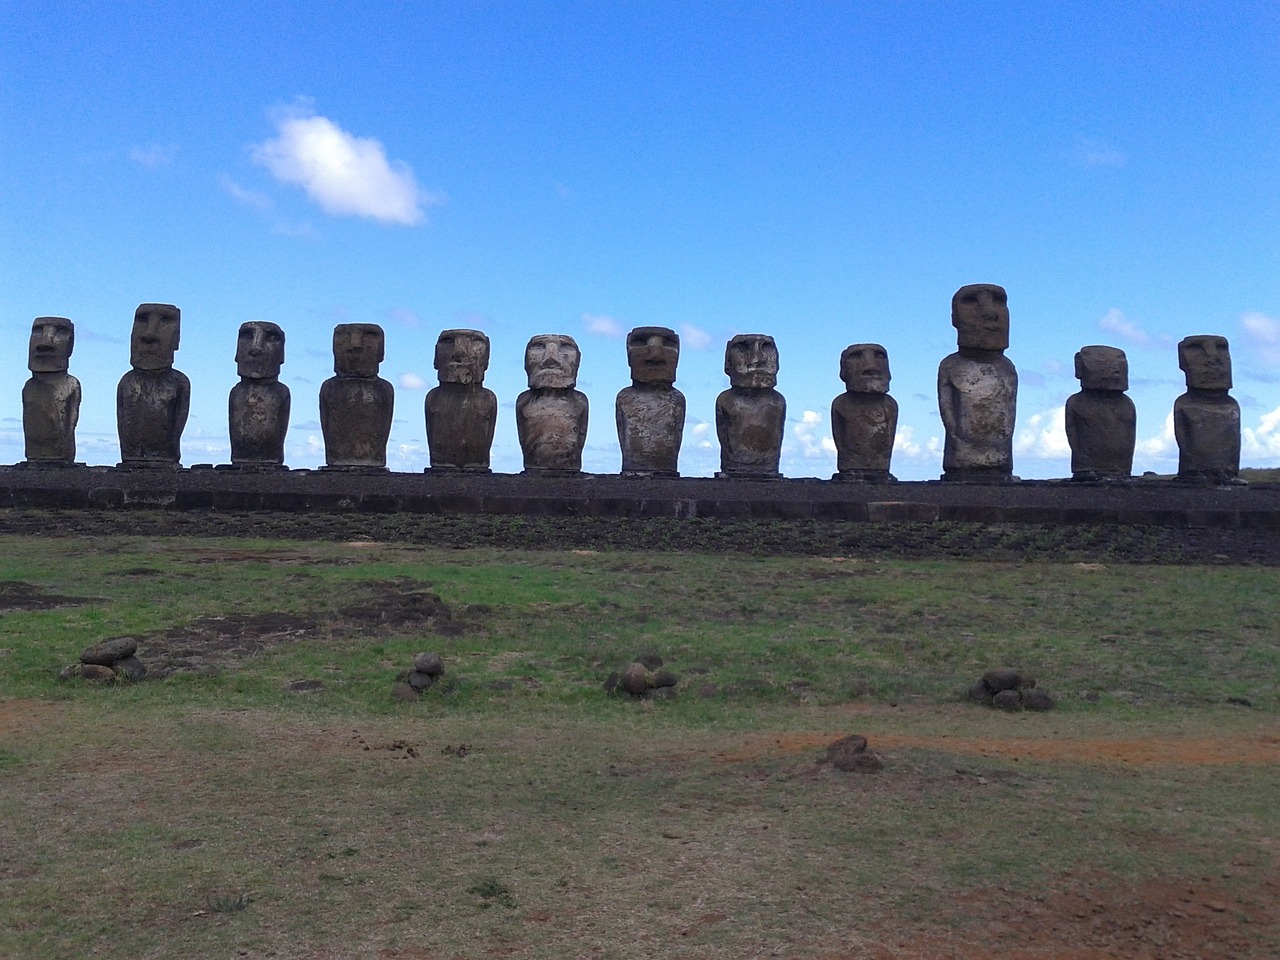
[1,465,1278,529]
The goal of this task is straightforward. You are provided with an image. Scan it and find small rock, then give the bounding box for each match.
[412,652,445,676]
[651,669,679,689]
[839,752,884,774]
[80,637,138,666]
[57,663,83,680]
[967,681,993,704]
[407,670,436,692]
[602,671,620,694]
[391,682,420,702]
[993,689,1023,711]
[826,734,869,770]
[1022,688,1055,711]
[619,663,650,696]
[80,664,117,682]
[982,669,1024,693]
[634,653,664,670]
[113,656,147,682]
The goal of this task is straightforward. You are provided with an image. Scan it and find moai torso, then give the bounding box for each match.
[23,316,80,463]
[1065,345,1135,479]
[616,327,685,476]
[1174,335,1240,482]
[229,321,290,466]
[117,304,188,466]
[517,334,588,474]
[716,334,785,478]
[425,329,497,471]
[320,324,394,468]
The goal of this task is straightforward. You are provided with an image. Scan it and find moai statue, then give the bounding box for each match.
[1174,335,1240,483]
[937,284,1018,481]
[715,334,785,478]
[616,326,685,476]
[1064,345,1135,480]
[228,321,290,468]
[22,317,81,465]
[319,323,394,469]
[117,303,189,467]
[831,343,897,482]
[515,334,589,474]
[425,328,497,471]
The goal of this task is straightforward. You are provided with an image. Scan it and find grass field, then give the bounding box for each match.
[1,533,1277,959]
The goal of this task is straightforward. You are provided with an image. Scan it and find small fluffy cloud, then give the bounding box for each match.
[1014,407,1070,459]
[251,103,434,226]
[1243,405,1280,459]
[398,372,429,391]
[893,425,942,460]
[1240,311,1280,366]
[1098,308,1172,349]
[583,313,625,338]
[791,410,836,459]
[220,175,273,210]
[1074,136,1126,168]
[130,144,177,168]
[1136,412,1176,460]
[680,324,713,350]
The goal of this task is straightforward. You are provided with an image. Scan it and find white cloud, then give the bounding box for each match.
[130,144,177,168]
[680,324,713,350]
[220,175,273,210]
[251,103,434,226]
[1014,407,1070,459]
[1098,308,1172,349]
[398,372,429,391]
[690,422,711,438]
[1074,136,1126,168]
[1240,311,1280,365]
[791,409,836,459]
[1242,405,1280,459]
[1136,411,1176,459]
[583,313,625,338]
[893,424,943,460]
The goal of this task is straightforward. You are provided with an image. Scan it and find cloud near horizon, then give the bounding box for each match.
[251,104,435,226]
[1240,311,1280,366]
[583,313,625,338]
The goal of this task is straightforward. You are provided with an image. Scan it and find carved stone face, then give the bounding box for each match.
[952,284,1009,351]
[333,323,385,378]
[131,303,180,370]
[725,334,779,389]
[1179,335,1232,390]
[434,329,490,385]
[236,321,285,379]
[627,326,680,385]
[1075,345,1128,391]
[28,316,74,373]
[525,334,580,389]
[840,343,890,394]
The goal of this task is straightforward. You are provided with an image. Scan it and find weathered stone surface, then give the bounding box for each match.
[617,327,685,476]
[517,335,588,474]
[320,324,394,468]
[982,668,1025,693]
[426,329,497,471]
[413,652,445,676]
[1022,688,1055,711]
[24,317,81,463]
[1174,335,1240,482]
[230,321,290,467]
[968,680,994,704]
[827,735,883,772]
[832,343,898,482]
[716,335,785,478]
[1066,345,1135,480]
[603,671,620,694]
[80,637,138,666]
[651,669,679,689]
[391,681,420,701]
[117,304,189,467]
[619,662,650,695]
[993,689,1023,711]
[113,655,147,681]
[407,670,436,692]
[938,285,1017,481]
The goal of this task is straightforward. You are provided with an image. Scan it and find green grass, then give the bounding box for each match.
[0,534,1277,958]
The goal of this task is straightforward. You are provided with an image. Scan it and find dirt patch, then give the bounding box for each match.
[337,579,456,630]
[715,731,1280,766]
[140,612,320,677]
[0,580,90,611]
[0,698,62,736]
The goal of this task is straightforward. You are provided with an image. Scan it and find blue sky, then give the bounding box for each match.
[3,1,1278,478]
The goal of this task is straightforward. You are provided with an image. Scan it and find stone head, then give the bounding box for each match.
[1075,345,1128,391]
[131,303,180,370]
[434,328,490,385]
[626,326,680,385]
[840,343,891,394]
[524,334,580,389]
[235,321,285,379]
[333,323,385,378]
[951,284,1009,351]
[28,316,74,373]
[725,334,779,389]
[1179,335,1232,390]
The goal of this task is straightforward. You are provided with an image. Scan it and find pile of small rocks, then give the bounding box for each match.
[392,651,446,701]
[821,734,884,773]
[968,668,1055,711]
[58,637,147,683]
[604,654,680,699]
